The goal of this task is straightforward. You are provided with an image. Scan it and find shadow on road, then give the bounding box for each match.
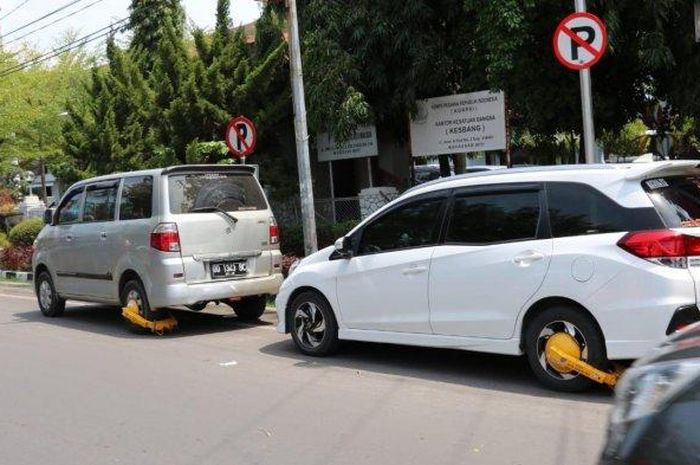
[12,303,273,339]
[260,339,614,404]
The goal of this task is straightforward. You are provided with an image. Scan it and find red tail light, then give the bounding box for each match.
[269,222,280,245]
[618,230,700,266]
[151,223,181,253]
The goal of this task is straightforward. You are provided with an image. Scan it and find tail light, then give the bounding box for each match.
[617,229,700,268]
[151,223,181,253]
[269,220,280,246]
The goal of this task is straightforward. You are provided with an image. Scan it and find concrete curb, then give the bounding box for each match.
[0,270,33,282]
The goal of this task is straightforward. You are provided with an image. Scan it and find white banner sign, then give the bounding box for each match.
[317,125,379,162]
[410,90,506,157]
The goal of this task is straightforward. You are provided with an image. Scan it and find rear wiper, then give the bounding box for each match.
[190,206,239,225]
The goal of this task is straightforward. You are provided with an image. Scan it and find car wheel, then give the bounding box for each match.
[36,271,65,317]
[289,291,339,357]
[228,295,266,322]
[525,306,607,392]
[121,279,158,320]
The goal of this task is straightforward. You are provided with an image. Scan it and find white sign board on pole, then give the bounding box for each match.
[317,125,379,162]
[410,90,506,157]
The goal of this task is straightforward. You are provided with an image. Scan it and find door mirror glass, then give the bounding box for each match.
[43,208,55,226]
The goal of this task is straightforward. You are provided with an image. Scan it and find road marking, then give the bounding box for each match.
[218,360,238,367]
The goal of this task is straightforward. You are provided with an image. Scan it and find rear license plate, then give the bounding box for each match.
[211,261,248,279]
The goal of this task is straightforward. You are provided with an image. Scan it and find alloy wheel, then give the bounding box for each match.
[39,280,53,310]
[293,302,326,350]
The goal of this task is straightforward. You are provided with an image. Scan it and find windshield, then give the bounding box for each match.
[168,172,267,214]
[644,176,700,228]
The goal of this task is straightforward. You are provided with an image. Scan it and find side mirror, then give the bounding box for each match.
[43,208,55,226]
[334,236,353,258]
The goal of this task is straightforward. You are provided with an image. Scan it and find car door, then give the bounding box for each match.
[52,186,86,296]
[335,192,448,333]
[429,184,552,339]
[78,180,120,300]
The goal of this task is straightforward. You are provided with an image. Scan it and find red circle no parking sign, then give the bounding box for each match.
[225,116,257,159]
[553,12,608,71]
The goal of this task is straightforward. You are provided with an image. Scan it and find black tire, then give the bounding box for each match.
[35,271,65,317]
[524,305,607,392]
[288,291,339,357]
[120,279,158,320]
[228,295,267,322]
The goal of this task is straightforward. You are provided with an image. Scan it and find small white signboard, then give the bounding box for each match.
[317,125,379,162]
[410,90,506,157]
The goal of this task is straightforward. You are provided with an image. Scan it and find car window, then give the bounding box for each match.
[644,176,700,228]
[57,187,84,225]
[359,197,444,254]
[120,176,153,221]
[82,182,118,223]
[548,183,661,237]
[446,191,540,244]
[168,173,267,213]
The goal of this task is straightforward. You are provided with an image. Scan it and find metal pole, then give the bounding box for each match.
[575,0,597,164]
[367,158,374,188]
[40,158,47,204]
[329,161,336,224]
[287,0,318,254]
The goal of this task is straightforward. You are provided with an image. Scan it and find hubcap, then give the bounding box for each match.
[536,320,588,381]
[293,302,326,349]
[126,289,143,313]
[39,280,52,310]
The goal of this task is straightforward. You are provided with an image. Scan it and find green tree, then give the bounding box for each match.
[128,0,186,73]
[0,41,93,190]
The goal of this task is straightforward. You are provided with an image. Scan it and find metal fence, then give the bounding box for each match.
[271,191,399,227]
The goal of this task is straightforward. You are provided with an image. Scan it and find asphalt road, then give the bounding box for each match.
[0,283,611,465]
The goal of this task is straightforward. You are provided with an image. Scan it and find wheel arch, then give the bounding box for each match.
[284,286,335,334]
[118,269,143,300]
[519,296,606,352]
[33,263,50,292]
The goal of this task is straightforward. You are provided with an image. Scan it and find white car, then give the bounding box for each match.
[276,162,700,391]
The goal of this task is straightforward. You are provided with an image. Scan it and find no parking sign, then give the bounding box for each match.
[553,12,608,71]
[225,116,257,159]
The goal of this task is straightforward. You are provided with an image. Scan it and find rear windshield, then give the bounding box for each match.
[168,172,267,214]
[644,176,700,228]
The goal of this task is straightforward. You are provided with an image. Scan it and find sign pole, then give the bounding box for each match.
[329,161,336,224]
[287,0,318,254]
[575,0,597,164]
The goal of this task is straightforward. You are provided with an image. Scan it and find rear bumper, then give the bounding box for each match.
[148,273,283,308]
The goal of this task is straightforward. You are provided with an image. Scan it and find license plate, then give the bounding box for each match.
[211,261,248,279]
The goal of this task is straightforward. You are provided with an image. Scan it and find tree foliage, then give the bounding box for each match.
[296,0,700,161]
[63,1,298,199]
[0,41,92,191]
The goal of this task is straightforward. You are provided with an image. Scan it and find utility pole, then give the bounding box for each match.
[575,0,597,164]
[287,0,318,255]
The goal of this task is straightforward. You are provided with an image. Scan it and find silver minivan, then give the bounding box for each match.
[33,165,283,322]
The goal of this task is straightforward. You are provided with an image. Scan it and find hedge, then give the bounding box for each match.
[8,218,44,246]
[0,245,33,271]
[0,232,9,249]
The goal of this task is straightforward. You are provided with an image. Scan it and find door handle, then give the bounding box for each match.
[513,251,545,267]
[402,265,428,276]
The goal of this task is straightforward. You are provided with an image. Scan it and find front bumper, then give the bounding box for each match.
[148,273,283,308]
[275,285,292,334]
